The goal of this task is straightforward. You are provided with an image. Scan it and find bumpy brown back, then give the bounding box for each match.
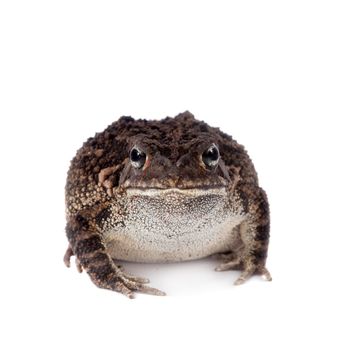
[65,111,258,217]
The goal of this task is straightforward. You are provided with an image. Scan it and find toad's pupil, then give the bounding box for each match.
[130,148,146,168]
[202,145,220,167]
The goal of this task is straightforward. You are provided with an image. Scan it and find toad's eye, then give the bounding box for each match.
[130,147,146,169]
[202,144,220,168]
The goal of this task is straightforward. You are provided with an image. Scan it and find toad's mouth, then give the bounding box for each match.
[121,176,230,191]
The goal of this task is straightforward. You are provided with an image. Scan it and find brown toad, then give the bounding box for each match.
[64,111,272,297]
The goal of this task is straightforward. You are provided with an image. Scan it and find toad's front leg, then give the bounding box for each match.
[65,207,165,298]
[216,185,272,285]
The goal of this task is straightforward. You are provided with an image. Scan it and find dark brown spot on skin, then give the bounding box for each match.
[75,236,104,255]
[238,189,249,214]
[255,224,270,241]
[75,214,89,229]
[79,252,110,267]
[95,207,111,227]
[87,263,115,279]
[251,247,268,265]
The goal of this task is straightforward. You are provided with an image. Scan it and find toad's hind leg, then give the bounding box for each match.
[65,207,165,298]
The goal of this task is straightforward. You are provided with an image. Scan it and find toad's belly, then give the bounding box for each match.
[103,188,245,263]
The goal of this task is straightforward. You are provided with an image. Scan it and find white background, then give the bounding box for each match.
[1,1,349,349]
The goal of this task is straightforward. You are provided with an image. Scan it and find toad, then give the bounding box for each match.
[64,111,271,297]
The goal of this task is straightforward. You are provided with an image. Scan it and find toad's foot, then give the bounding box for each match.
[215,257,272,285]
[89,265,166,298]
[213,252,243,267]
[215,257,242,272]
[112,260,150,284]
[63,245,83,273]
[233,265,272,285]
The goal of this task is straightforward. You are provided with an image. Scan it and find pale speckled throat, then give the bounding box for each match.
[104,187,246,262]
